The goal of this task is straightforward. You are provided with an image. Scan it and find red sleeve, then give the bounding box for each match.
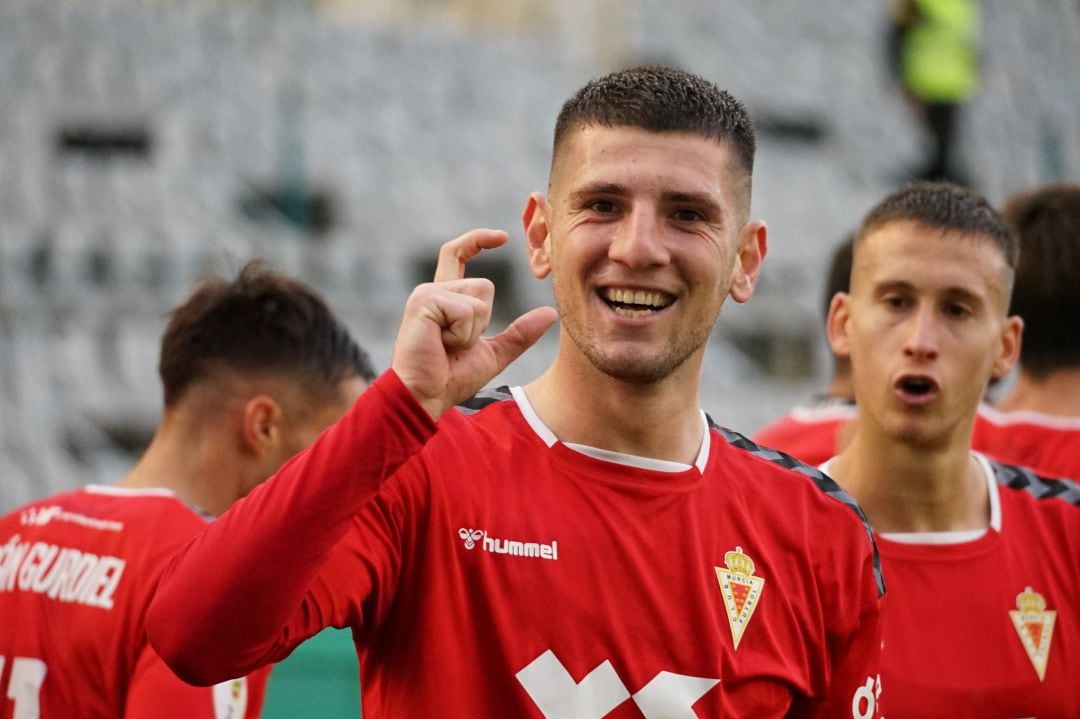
[124,644,271,719]
[818,593,882,718]
[799,546,883,719]
[147,370,436,686]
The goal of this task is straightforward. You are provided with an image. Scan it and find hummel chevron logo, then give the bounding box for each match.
[516,650,719,718]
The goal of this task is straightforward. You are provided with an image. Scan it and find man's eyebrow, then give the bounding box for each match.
[873,279,986,305]
[662,191,724,211]
[568,185,724,210]
[940,285,986,307]
[872,280,915,294]
[568,182,627,201]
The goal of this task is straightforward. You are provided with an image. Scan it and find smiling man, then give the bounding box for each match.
[822,182,1080,717]
[149,66,883,718]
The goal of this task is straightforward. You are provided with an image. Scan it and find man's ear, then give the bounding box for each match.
[522,192,553,280]
[729,220,767,304]
[826,292,853,358]
[991,315,1023,380]
[240,395,283,456]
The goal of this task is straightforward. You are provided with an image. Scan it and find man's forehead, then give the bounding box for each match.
[550,124,748,206]
[854,221,1014,298]
[554,122,733,161]
[858,221,1009,264]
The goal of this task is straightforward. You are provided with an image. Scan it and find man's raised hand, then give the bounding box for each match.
[391,229,557,419]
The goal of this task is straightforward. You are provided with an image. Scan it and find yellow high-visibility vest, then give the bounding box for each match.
[901,0,980,102]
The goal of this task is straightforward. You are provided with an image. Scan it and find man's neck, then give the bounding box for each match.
[115,420,241,517]
[997,367,1080,417]
[830,429,988,534]
[523,353,705,465]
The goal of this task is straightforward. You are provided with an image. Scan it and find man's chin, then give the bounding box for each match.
[892,423,950,452]
[585,349,688,385]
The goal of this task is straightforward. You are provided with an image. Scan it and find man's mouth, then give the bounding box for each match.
[894,375,939,404]
[600,288,674,318]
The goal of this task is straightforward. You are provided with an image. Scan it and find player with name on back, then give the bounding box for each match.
[149,66,884,718]
[0,261,373,719]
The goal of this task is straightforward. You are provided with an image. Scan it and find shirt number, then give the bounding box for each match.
[1,655,48,719]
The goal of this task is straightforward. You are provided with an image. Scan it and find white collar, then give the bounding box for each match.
[509,386,709,473]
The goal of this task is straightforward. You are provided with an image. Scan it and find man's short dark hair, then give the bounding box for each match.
[857,181,1019,269]
[823,234,855,320]
[552,65,757,191]
[1001,181,1080,377]
[159,260,375,406]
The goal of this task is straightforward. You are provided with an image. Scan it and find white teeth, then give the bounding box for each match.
[614,307,652,318]
[604,288,670,308]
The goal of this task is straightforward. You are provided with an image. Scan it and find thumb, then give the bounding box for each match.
[485,306,558,373]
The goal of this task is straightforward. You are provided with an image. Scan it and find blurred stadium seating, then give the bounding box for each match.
[1,0,1077,508]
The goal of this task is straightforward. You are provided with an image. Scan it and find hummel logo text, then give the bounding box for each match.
[457,528,558,560]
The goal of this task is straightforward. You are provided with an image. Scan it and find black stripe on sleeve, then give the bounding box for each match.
[708,417,886,598]
[990,460,1080,505]
[456,386,513,415]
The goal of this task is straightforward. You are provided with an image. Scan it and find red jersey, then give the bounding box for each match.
[752,399,857,467]
[150,371,884,718]
[825,454,1080,718]
[0,486,269,719]
[973,405,1080,480]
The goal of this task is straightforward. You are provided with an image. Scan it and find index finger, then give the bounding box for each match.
[433,229,509,283]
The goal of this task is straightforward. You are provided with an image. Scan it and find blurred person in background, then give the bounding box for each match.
[973,181,1080,479]
[823,181,1079,717]
[0,261,374,718]
[149,66,884,718]
[889,0,981,185]
[753,234,857,465]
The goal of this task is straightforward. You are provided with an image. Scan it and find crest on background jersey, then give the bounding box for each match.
[715,546,765,650]
[1009,586,1056,681]
[212,677,248,719]
[1006,582,1058,677]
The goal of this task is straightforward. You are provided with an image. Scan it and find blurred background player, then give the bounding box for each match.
[973,181,1080,479]
[888,0,981,185]
[823,181,1079,717]
[753,235,857,464]
[0,261,373,719]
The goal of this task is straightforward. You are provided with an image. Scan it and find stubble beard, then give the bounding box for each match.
[555,289,717,386]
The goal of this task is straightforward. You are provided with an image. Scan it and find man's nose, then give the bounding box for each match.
[608,207,670,268]
[903,305,940,361]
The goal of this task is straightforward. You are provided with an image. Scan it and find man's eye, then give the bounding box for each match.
[589,200,617,214]
[883,295,907,310]
[944,304,971,319]
[673,209,705,222]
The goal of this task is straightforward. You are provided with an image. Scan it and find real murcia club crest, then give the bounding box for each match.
[1009,585,1056,681]
[715,546,764,650]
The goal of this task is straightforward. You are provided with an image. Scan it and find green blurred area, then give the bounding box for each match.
[262,628,361,718]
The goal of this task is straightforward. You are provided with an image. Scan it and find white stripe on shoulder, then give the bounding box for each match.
[84,485,178,499]
[978,404,1080,430]
[789,403,857,423]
